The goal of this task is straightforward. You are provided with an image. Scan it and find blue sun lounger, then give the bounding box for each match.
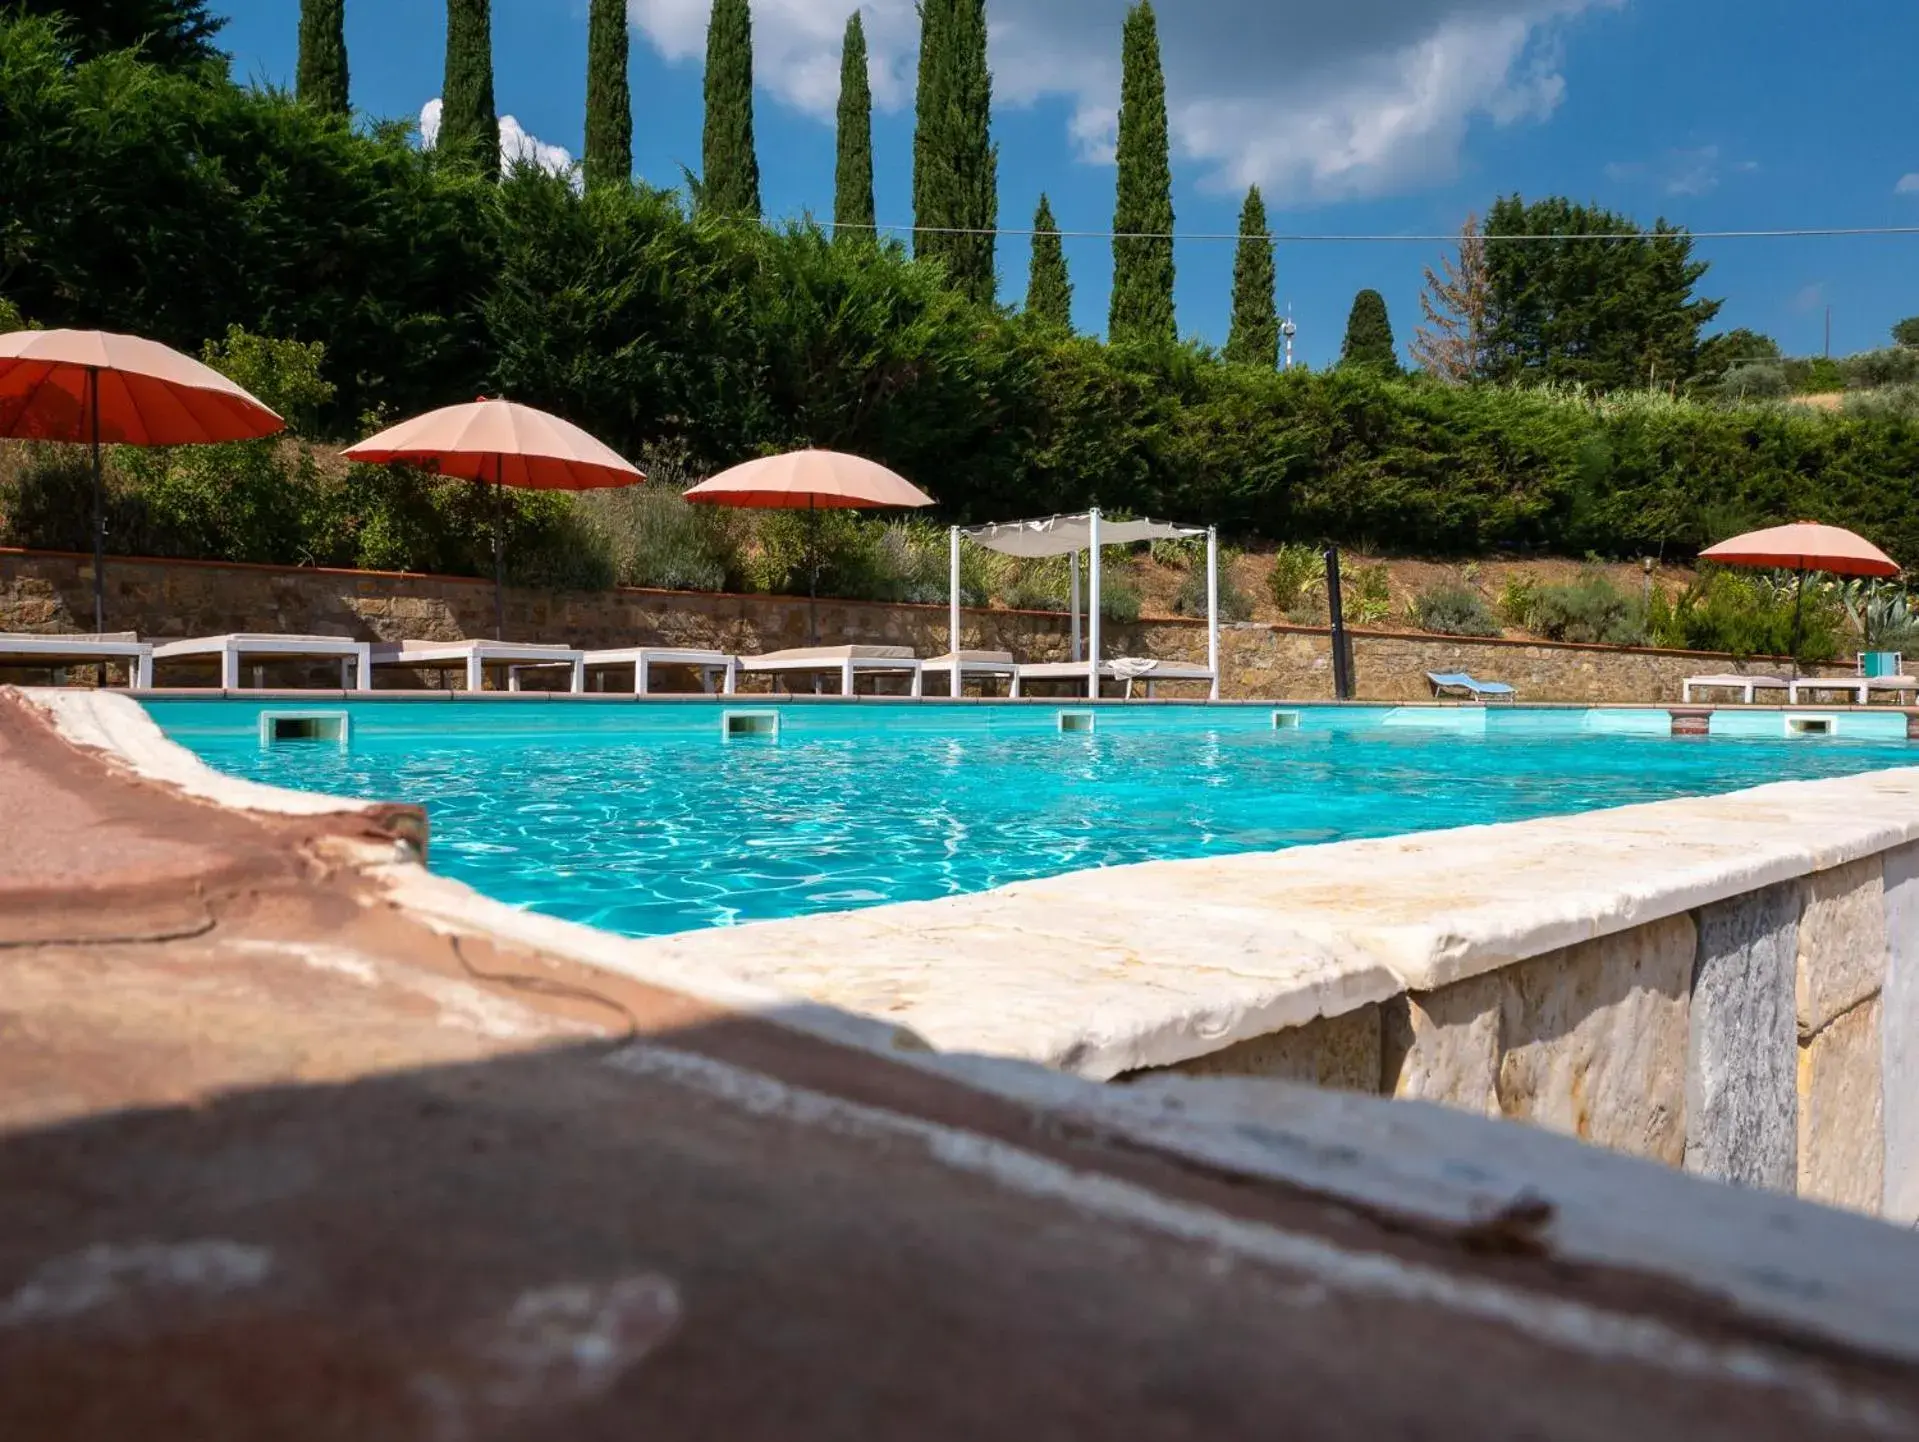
[1427,671,1516,703]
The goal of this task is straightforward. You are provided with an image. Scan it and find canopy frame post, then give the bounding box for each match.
[948,525,962,695]
[1069,551,1082,661]
[1087,509,1102,700]
[1206,527,1220,701]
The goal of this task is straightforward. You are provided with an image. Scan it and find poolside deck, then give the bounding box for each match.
[3,687,1919,1439]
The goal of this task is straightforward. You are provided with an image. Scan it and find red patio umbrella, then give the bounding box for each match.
[683,449,935,644]
[343,398,644,639]
[0,329,285,632]
[1699,521,1900,673]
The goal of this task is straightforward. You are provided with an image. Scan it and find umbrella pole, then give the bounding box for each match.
[1789,567,1806,681]
[807,500,820,648]
[89,367,104,636]
[493,457,506,642]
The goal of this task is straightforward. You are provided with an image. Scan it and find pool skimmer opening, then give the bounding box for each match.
[723,709,781,741]
[260,711,349,748]
[1058,709,1096,734]
[1786,714,1836,737]
[1272,709,1302,730]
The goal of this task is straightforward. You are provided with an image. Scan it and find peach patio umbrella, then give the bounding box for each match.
[0,329,285,632]
[343,398,643,639]
[683,449,935,643]
[1700,521,1900,672]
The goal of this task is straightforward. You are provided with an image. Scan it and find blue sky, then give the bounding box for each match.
[220,0,1919,368]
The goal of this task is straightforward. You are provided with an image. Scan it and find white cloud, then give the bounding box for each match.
[627,0,1616,203]
[1896,173,1919,195]
[1604,144,1754,198]
[1791,281,1827,314]
[418,98,580,189]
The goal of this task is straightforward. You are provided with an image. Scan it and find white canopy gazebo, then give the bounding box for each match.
[940,508,1220,700]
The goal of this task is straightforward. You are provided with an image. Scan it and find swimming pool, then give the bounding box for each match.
[145,699,1919,940]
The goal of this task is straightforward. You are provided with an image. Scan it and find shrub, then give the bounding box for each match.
[1649,568,1841,661]
[581,482,738,592]
[1099,570,1142,624]
[1528,569,1647,645]
[1268,542,1321,611]
[200,327,335,434]
[1173,548,1253,621]
[1341,563,1392,626]
[1711,361,1788,401]
[1841,347,1919,391]
[1496,570,1541,628]
[1408,579,1501,637]
[1000,559,1068,612]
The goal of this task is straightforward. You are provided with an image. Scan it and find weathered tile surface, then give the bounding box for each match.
[1883,841,1919,1223]
[1157,1004,1382,1092]
[1797,995,1885,1213]
[1686,884,1799,1192]
[1381,975,1502,1117]
[1796,858,1887,1037]
[1496,915,1694,1165]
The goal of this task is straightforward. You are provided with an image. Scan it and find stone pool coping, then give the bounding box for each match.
[15,685,1919,1382]
[39,687,1919,1083]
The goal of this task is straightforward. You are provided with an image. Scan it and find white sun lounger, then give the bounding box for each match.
[368,639,585,693]
[582,646,739,695]
[1681,673,1789,704]
[150,633,371,690]
[1010,658,1217,699]
[922,650,1018,696]
[0,631,152,688]
[737,645,924,697]
[1788,674,1919,705]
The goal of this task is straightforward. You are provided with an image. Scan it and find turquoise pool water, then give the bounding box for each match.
[146,700,1918,939]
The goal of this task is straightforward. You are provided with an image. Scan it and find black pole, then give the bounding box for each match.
[493,457,506,641]
[89,367,104,635]
[807,500,820,647]
[1788,566,1806,681]
[1324,546,1353,700]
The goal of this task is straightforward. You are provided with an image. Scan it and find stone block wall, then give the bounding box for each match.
[1146,848,1919,1221]
[0,548,1828,703]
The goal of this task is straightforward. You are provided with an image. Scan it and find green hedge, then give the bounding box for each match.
[9,15,1919,586]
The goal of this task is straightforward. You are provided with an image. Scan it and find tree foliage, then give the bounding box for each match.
[440,0,499,180]
[1024,193,1071,330]
[701,0,759,216]
[833,11,874,241]
[1893,316,1919,349]
[1482,195,1721,391]
[584,0,632,189]
[13,0,223,67]
[16,15,1919,599]
[295,0,348,115]
[1224,186,1276,368]
[1411,213,1487,382]
[1340,289,1396,372]
[1109,1,1174,344]
[911,0,996,304]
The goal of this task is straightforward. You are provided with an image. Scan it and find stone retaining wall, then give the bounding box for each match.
[0,548,1828,702]
[1148,847,1917,1219]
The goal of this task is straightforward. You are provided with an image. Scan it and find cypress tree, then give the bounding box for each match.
[296,0,349,116]
[701,0,761,216]
[1224,186,1277,367]
[911,0,949,259]
[440,0,499,180]
[1341,289,1399,371]
[1025,194,1072,329]
[1109,1,1175,343]
[584,0,632,189]
[834,11,875,241]
[913,0,996,304]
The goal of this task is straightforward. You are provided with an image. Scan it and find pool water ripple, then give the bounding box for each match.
[151,706,1919,941]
